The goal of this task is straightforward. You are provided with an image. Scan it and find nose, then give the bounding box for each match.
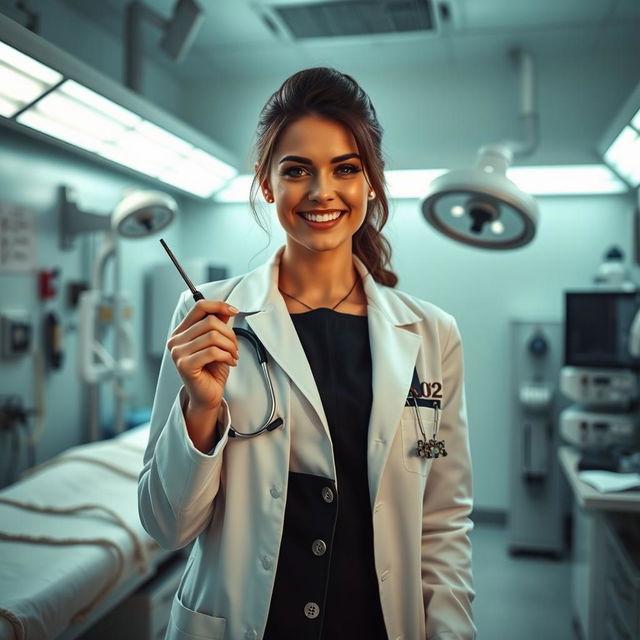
[308,171,334,203]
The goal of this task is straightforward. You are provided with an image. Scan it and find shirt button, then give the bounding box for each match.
[270,485,281,498]
[311,539,327,556]
[321,486,334,503]
[304,602,320,619]
[262,555,273,570]
[245,629,257,640]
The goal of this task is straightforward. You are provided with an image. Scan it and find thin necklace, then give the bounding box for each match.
[280,276,360,311]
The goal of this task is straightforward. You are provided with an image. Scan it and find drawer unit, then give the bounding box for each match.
[605,583,634,640]
[602,513,640,640]
[81,553,187,640]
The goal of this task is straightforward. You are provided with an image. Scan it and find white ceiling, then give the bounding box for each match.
[55,0,640,80]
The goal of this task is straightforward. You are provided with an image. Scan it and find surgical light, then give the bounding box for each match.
[112,190,176,238]
[0,13,237,199]
[60,185,176,250]
[421,49,540,250]
[422,144,539,249]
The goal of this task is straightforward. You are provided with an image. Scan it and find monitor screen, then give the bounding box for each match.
[564,291,640,369]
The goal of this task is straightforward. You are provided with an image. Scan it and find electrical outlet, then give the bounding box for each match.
[0,311,32,358]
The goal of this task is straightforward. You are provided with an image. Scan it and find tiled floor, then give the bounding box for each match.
[470,522,576,640]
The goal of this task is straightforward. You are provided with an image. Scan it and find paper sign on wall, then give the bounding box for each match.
[0,203,36,272]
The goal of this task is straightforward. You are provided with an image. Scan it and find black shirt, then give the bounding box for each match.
[263,308,387,639]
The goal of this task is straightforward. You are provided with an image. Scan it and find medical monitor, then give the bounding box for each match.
[564,291,640,369]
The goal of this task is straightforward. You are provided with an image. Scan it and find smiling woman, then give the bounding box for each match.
[246,68,399,319]
[263,115,372,298]
[138,66,476,640]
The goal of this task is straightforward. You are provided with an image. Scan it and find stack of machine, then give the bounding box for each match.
[560,247,640,472]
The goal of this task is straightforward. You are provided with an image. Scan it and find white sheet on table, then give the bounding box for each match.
[0,424,159,640]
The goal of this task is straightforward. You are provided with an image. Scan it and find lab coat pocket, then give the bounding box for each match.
[166,592,227,640]
[400,406,435,476]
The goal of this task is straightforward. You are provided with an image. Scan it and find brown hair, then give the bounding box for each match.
[250,67,398,287]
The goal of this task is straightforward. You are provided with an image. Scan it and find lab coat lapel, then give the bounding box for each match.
[226,248,331,440]
[355,259,422,507]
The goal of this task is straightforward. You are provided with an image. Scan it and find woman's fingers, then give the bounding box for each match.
[172,327,239,363]
[169,302,239,352]
[175,345,237,375]
[172,314,238,353]
[167,300,240,412]
[174,299,238,335]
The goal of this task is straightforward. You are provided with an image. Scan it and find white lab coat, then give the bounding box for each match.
[138,246,476,640]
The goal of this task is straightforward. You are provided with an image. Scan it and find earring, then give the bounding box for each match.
[368,191,375,199]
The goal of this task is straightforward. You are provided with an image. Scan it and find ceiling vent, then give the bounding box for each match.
[259,0,437,40]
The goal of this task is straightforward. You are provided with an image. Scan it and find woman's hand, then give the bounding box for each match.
[167,300,240,413]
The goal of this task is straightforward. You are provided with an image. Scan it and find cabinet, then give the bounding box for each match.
[602,514,640,640]
[560,447,640,640]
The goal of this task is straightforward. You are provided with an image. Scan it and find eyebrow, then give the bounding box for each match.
[278,153,361,165]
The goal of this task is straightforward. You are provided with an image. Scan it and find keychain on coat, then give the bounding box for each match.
[408,387,447,459]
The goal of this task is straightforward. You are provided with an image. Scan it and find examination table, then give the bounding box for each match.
[0,424,177,640]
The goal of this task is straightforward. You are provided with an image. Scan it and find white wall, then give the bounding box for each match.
[179,192,638,511]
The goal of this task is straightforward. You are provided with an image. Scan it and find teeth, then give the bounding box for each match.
[301,211,342,223]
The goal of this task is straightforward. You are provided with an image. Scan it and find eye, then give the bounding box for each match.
[336,163,361,175]
[282,166,308,178]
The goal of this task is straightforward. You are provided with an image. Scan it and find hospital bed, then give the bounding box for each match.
[0,424,176,640]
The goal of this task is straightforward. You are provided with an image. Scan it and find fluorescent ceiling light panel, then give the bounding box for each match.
[508,165,628,195]
[0,41,61,117]
[14,78,237,199]
[0,21,237,199]
[385,167,626,198]
[604,126,640,187]
[385,170,448,199]
[61,80,141,127]
[387,167,626,198]
[214,175,256,203]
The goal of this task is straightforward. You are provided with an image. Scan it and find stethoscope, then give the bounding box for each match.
[226,326,283,438]
[160,239,283,439]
